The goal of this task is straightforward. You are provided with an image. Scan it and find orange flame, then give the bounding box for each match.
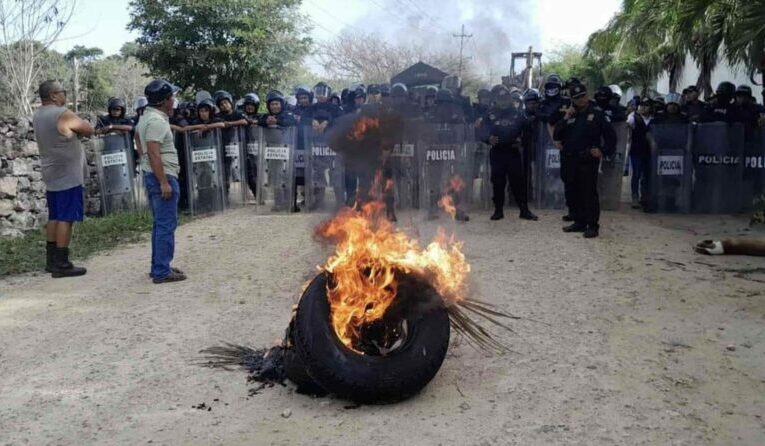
[437,175,466,219]
[315,198,470,352]
[348,116,380,141]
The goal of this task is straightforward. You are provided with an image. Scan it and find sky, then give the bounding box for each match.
[51,0,621,80]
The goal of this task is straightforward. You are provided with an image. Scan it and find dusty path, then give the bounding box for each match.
[1,206,764,445]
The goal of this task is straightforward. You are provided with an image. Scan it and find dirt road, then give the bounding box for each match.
[1,207,764,445]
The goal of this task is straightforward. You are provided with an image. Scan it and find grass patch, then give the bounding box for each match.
[0,210,191,277]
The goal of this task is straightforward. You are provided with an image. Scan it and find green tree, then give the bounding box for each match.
[127,0,312,95]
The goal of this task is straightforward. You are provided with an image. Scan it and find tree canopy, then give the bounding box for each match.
[127,0,312,95]
[585,0,765,96]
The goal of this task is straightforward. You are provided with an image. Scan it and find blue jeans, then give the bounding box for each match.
[630,153,651,201]
[144,173,179,279]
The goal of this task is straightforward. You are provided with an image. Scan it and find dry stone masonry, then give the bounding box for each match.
[0,117,101,238]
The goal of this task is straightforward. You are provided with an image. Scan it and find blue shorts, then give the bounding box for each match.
[46,185,84,222]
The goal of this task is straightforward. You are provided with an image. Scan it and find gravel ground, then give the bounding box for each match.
[1,205,764,446]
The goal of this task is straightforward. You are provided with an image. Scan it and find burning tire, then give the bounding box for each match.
[292,273,451,403]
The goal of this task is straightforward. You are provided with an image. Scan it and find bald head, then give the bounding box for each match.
[39,80,66,106]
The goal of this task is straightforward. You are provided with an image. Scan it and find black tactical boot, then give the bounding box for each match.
[45,241,55,273]
[583,225,600,238]
[490,208,504,221]
[455,209,470,222]
[561,214,574,222]
[562,223,587,233]
[519,208,538,221]
[50,247,87,278]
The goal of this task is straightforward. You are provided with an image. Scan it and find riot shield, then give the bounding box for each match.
[94,133,136,215]
[647,123,693,213]
[742,127,765,212]
[598,121,629,210]
[304,128,345,212]
[221,126,248,207]
[184,129,225,216]
[389,119,420,210]
[471,140,492,209]
[256,126,296,212]
[533,122,566,209]
[418,122,470,218]
[244,125,261,204]
[691,123,745,214]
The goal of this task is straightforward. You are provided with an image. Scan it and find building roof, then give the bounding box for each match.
[390,62,449,88]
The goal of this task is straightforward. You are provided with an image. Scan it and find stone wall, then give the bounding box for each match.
[0,117,101,238]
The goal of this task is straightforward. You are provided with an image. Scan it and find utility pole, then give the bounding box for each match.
[453,24,472,77]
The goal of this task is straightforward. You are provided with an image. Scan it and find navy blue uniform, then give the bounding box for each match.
[554,104,617,228]
[482,106,533,214]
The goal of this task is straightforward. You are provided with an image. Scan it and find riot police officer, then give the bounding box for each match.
[554,84,617,238]
[540,74,572,220]
[96,97,134,134]
[131,96,148,126]
[213,90,248,205]
[681,86,707,122]
[241,93,261,199]
[704,82,736,123]
[594,86,626,122]
[732,85,765,128]
[308,82,344,210]
[483,86,538,221]
[653,93,687,124]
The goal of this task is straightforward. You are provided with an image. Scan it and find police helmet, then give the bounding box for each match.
[391,83,408,98]
[665,93,683,106]
[435,88,454,103]
[735,84,753,97]
[266,90,285,106]
[715,81,736,98]
[294,84,313,101]
[523,88,541,103]
[424,85,438,97]
[379,83,391,97]
[243,93,260,107]
[214,90,234,107]
[441,75,462,91]
[594,86,612,105]
[608,84,623,99]
[133,96,148,111]
[144,79,179,105]
[367,84,381,95]
[107,97,126,113]
[196,98,216,113]
[313,82,332,98]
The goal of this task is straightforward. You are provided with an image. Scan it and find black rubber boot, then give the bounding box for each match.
[561,214,574,222]
[562,223,587,233]
[519,208,538,221]
[45,241,55,273]
[50,247,87,278]
[583,225,600,238]
[490,208,504,221]
[455,209,470,222]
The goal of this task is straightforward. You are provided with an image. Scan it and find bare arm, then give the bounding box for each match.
[134,132,143,156]
[58,110,95,138]
[224,119,249,128]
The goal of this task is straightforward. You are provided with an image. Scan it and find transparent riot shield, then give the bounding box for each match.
[647,123,693,213]
[256,126,296,212]
[742,127,765,212]
[691,123,745,214]
[184,129,225,216]
[304,128,345,212]
[533,122,566,209]
[221,126,247,207]
[94,132,136,215]
[598,121,629,210]
[418,122,470,218]
[389,120,420,210]
[244,125,260,204]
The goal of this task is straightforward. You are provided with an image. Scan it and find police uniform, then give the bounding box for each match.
[553,85,617,237]
[483,104,536,220]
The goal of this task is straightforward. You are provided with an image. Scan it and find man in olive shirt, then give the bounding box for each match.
[136,79,185,283]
